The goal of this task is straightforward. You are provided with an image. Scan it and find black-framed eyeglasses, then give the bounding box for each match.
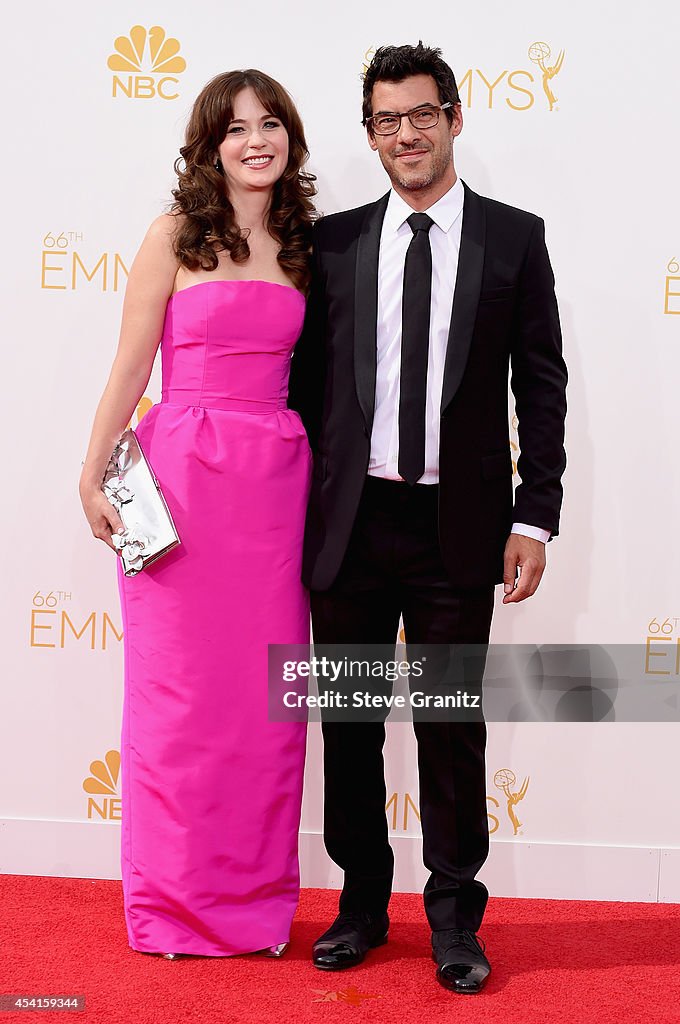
[364,102,453,136]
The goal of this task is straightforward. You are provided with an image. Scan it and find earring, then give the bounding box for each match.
[214,158,223,173]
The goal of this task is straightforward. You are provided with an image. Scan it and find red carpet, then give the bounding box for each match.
[2,876,680,1023]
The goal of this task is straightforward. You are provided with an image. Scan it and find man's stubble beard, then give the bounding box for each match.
[384,141,453,193]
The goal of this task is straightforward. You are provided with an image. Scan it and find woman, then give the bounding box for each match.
[79,70,316,958]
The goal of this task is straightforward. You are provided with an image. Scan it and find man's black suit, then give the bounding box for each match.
[290,182,567,590]
[288,181,567,933]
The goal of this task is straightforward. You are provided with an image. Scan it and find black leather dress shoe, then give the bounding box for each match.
[432,928,490,994]
[312,910,389,970]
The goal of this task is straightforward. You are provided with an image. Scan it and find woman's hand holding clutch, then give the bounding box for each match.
[79,480,125,552]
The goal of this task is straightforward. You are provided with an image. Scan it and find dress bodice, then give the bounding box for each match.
[160,279,306,414]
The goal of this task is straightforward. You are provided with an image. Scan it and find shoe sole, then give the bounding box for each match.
[312,934,388,971]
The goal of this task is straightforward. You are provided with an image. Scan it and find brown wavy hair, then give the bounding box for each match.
[171,70,317,292]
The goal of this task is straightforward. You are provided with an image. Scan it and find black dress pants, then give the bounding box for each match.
[311,475,495,933]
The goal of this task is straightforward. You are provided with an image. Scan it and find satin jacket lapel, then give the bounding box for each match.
[441,183,486,414]
[354,192,390,434]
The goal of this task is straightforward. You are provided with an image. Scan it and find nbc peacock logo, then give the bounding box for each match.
[108,25,186,101]
[83,750,121,821]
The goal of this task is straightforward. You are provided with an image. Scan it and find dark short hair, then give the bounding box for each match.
[362,42,459,129]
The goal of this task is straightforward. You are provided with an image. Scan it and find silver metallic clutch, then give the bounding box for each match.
[102,428,180,576]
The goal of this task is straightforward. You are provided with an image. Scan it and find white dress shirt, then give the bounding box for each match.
[368,178,549,544]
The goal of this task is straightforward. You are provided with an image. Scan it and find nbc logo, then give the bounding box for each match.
[107,25,186,100]
[83,750,121,820]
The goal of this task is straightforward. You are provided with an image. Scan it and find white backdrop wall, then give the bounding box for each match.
[2,1,679,902]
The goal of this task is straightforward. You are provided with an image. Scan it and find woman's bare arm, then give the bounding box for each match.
[79,214,179,548]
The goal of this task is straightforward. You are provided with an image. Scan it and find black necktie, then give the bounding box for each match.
[398,212,434,486]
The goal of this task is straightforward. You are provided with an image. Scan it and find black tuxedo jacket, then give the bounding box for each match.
[288,182,567,591]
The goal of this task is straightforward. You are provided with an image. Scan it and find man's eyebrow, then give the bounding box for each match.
[372,102,438,116]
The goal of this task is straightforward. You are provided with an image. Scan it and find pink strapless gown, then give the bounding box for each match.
[117,280,311,956]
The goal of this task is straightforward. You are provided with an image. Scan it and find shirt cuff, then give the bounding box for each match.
[511,523,551,544]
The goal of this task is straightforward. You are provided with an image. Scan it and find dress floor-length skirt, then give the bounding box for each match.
[117,280,311,955]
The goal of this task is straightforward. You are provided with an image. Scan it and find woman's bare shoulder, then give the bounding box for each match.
[144,212,184,243]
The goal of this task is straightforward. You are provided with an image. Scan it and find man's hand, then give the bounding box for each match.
[502,534,546,604]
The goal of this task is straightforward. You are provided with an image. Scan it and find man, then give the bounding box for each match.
[288,42,567,995]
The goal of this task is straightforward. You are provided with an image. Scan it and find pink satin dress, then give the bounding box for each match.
[117,280,311,956]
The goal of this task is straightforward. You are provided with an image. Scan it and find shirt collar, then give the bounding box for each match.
[384,176,464,236]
